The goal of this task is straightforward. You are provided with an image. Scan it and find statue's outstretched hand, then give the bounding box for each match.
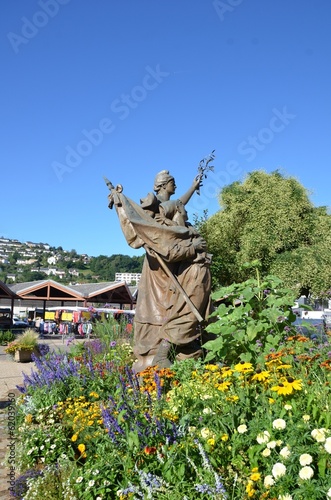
[193,176,203,192]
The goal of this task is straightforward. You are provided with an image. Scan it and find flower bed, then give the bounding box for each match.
[7,277,331,499]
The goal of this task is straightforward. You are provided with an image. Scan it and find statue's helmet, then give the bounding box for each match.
[153,170,174,192]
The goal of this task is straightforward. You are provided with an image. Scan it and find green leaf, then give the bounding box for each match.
[318,456,326,477]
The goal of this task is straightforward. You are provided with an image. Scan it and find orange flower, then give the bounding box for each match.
[144,446,157,455]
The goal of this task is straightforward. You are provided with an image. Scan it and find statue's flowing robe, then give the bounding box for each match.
[113,192,212,357]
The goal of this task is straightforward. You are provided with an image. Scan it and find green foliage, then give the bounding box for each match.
[89,253,144,281]
[0,238,144,284]
[203,170,331,296]
[0,329,15,344]
[204,264,297,365]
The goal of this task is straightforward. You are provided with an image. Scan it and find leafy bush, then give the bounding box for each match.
[203,267,297,365]
[0,329,15,345]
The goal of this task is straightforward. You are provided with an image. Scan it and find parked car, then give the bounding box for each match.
[0,309,12,330]
[12,317,29,328]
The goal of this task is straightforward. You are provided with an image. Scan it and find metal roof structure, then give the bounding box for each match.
[9,280,84,302]
[0,281,18,299]
[68,281,134,306]
[2,279,135,311]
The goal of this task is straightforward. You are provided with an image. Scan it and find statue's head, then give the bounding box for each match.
[153,170,175,193]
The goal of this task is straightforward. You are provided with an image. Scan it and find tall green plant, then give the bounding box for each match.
[203,263,297,365]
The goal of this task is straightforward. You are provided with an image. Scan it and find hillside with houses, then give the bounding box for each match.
[0,237,143,285]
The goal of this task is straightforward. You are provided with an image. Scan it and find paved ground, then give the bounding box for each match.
[0,335,86,499]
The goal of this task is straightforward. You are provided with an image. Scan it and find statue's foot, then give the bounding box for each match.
[132,354,155,374]
[151,339,172,368]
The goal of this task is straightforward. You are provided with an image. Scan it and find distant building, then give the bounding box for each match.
[115,272,141,284]
[47,256,57,265]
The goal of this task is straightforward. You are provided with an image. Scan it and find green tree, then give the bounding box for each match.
[8,250,20,265]
[203,170,331,297]
[19,270,48,282]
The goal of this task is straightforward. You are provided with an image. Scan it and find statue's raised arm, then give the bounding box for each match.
[149,150,215,209]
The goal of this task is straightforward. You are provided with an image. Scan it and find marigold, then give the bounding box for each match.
[144,446,156,455]
[77,443,86,453]
[237,424,248,434]
[245,480,256,497]
[25,414,33,424]
[299,465,314,480]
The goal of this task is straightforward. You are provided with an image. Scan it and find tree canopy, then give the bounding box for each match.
[202,170,331,297]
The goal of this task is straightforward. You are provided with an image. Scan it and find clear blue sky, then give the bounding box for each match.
[1,0,330,257]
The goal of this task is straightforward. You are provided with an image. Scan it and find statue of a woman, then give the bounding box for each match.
[132,171,211,371]
[107,169,212,373]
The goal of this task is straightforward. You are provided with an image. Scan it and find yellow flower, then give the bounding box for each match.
[207,438,215,447]
[276,364,292,370]
[271,383,292,395]
[71,434,78,442]
[285,377,302,391]
[221,434,229,441]
[251,370,270,382]
[245,480,256,497]
[271,377,302,395]
[205,364,219,372]
[226,395,239,402]
[77,443,86,454]
[250,472,261,482]
[220,367,234,378]
[234,361,254,373]
[25,414,33,424]
[216,381,231,392]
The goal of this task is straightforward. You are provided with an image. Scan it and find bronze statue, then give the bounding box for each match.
[105,153,214,372]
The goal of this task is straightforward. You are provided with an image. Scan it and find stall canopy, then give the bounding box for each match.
[9,280,84,302]
[0,280,19,322]
[68,282,134,307]
[6,279,134,309]
[0,280,19,300]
